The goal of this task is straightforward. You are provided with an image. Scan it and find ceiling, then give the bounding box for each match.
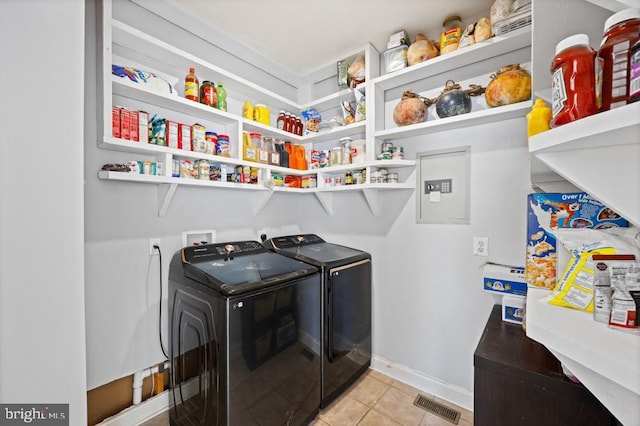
[172,0,495,77]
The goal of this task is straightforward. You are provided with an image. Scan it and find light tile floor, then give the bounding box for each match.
[140,369,473,426]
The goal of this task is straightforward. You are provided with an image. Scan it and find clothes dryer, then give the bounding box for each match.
[263,234,371,408]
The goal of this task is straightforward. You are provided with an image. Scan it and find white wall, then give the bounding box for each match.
[83,0,533,412]
[0,0,88,424]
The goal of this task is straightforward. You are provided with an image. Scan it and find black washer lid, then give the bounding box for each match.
[182,240,318,295]
[265,234,369,265]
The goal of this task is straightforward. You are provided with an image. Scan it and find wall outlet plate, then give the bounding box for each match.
[473,237,489,256]
[149,238,161,255]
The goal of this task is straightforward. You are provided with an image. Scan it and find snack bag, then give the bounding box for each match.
[547,247,615,311]
[301,107,321,134]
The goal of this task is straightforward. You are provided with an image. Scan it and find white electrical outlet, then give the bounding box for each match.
[473,237,489,256]
[149,238,161,255]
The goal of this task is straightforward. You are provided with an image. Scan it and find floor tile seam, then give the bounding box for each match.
[347,378,392,408]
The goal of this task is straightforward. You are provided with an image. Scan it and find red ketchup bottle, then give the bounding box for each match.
[550,34,599,127]
[598,8,640,111]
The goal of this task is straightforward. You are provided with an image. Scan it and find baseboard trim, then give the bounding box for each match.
[371,354,474,412]
[97,391,169,426]
[98,354,474,424]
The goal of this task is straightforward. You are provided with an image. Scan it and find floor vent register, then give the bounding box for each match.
[413,394,461,425]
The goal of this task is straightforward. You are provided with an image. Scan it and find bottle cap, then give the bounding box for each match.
[555,34,590,54]
[604,8,640,33]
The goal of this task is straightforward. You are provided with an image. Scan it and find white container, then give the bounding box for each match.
[350,139,366,164]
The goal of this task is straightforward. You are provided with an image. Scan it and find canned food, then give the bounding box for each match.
[335,176,343,185]
[387,172,399,183]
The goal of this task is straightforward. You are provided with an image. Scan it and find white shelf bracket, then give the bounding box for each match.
[314,192,333,215]
[253,191,275,215]
[158,183,178,217]
[361,189,380,216]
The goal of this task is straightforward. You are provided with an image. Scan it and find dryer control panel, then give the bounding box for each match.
[266,234,325,249]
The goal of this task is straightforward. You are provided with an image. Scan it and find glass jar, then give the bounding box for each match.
[199,81,217,108]
[550,34,599,127]
[440,15,463,54]
[598,8,640,111]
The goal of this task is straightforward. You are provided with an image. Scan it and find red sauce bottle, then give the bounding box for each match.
[550,34,599,127]
[598,8,640,111]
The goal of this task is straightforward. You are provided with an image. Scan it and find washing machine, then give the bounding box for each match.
[263,234,371,408]
[168,240,322,426]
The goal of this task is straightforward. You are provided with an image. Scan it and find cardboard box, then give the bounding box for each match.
[526,193,628,289]
[483,263,527,296]
[112,106,121,138]
[180,123,191,151]
[138,111,149,143]
[166,120,180,149]
[502,295,525,324]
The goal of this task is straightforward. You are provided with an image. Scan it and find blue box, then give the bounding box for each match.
[483,264,527,296]
[526,192,628,289]
[502,295,525,324]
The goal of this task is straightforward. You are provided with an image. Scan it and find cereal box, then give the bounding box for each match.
[526,193,628,289]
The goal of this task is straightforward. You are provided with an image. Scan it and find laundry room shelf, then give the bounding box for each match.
[374,101,532,141]
[372,26,532,92]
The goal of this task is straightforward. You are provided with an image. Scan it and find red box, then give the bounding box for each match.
[130,110,139,142]
[166,120,180,149]
[120,108,131,140]
[112,106,121,138]
[138,111,149,143]
[180,123,191,151]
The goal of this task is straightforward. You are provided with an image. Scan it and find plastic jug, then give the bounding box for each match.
[243,131,257,162]
[242,100,253,120]
[350,139,366,164]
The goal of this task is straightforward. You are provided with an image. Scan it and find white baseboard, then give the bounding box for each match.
[99,354,473,425]
[371,354,474,412]
[97,391,170,426]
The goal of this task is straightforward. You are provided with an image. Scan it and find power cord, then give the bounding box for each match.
[154,244,169,360]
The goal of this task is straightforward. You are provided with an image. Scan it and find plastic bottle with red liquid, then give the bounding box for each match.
[598,8,640,111]
[550,34,599,127]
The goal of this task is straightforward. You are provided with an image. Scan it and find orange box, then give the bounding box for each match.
[130,110,139,142]
[112,106,121,138]
[120,108,131,140]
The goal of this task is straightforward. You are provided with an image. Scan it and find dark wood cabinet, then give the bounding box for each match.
[473,305,617,426]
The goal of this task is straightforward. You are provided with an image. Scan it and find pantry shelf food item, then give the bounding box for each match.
[440,15,463,54]
[550,34,598,127]
[407,34,439,66]
[598,8,640,111]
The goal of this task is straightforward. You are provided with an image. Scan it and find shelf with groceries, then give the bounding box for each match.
[99,1,540,216]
